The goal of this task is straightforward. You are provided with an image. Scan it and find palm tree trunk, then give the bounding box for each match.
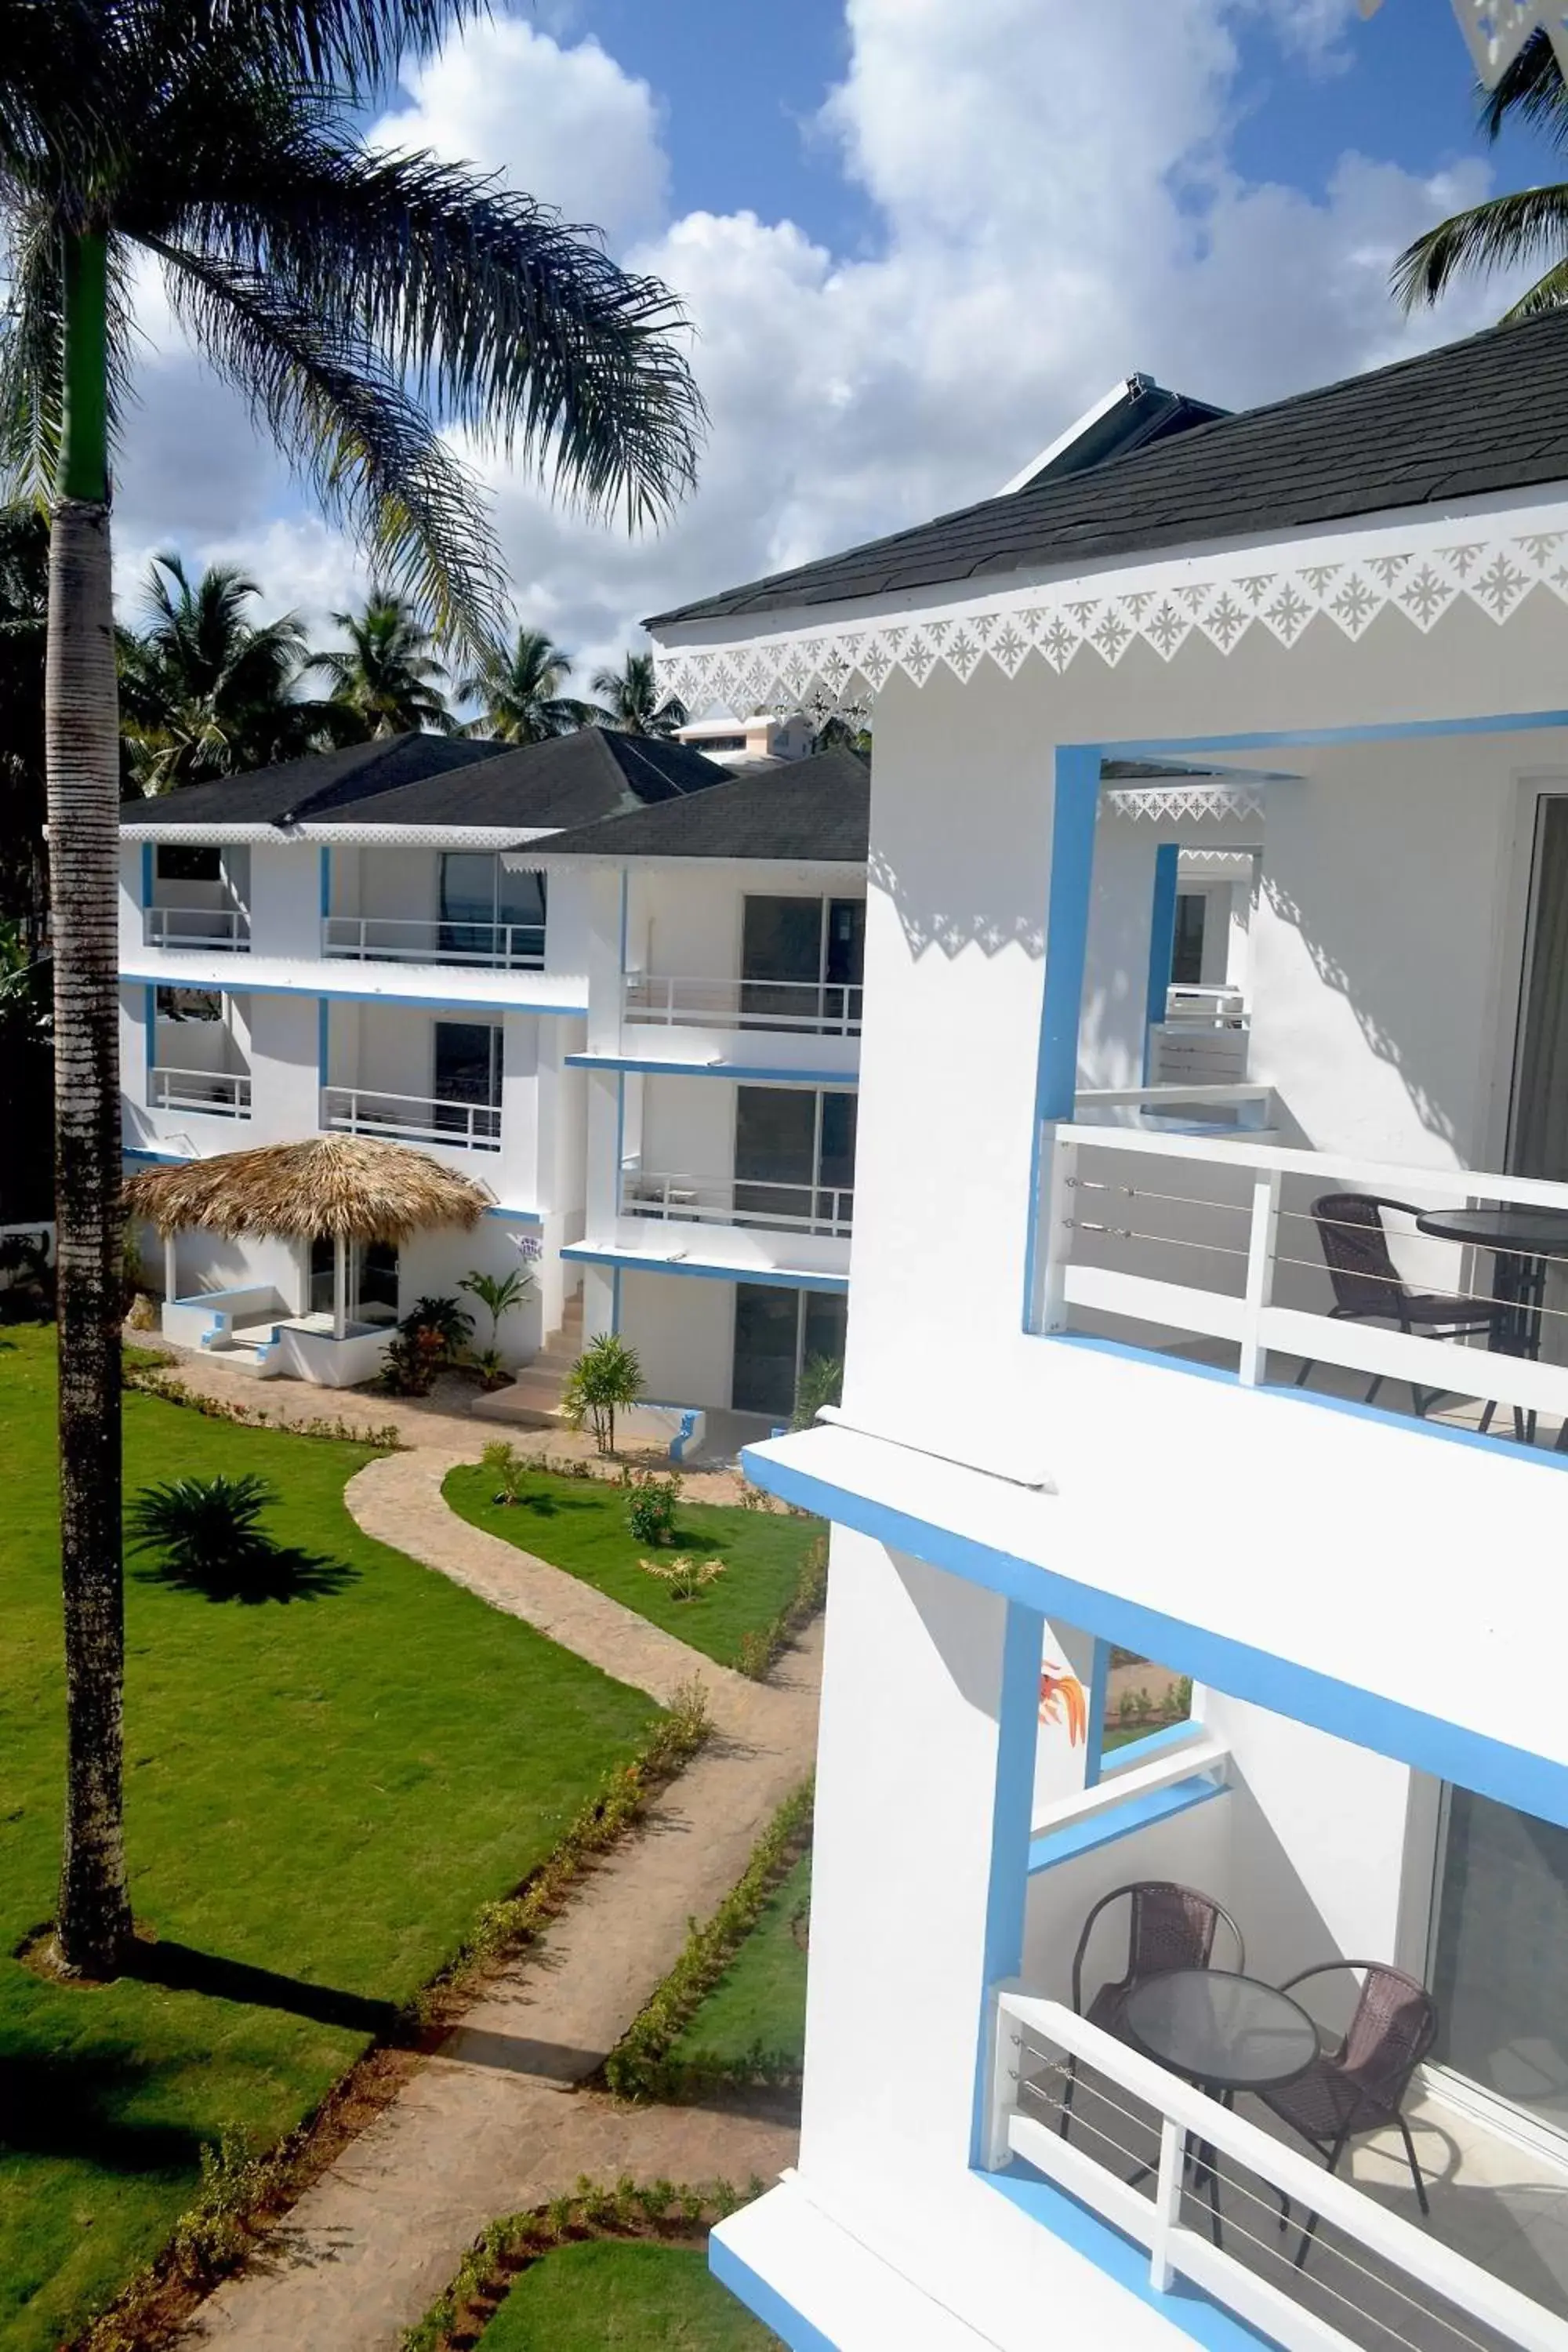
[49,228,132,1976]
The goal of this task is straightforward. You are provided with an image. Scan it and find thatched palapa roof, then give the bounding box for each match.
[123,1135,491,1243]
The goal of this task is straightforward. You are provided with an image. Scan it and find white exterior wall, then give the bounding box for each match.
[618,1266,736,1404]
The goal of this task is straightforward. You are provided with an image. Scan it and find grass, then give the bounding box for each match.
[475,2240,782,2350]
[443,1467,821,1670]
[668,1854,811,2078]
[0,1327,659,2352]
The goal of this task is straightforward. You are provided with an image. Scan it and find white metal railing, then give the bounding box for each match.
[321,1084,501,1153]
[622,1167,854,1237]
[987,1990,1568,2352]
[1149,1014,1252,1088]
[148,1066,252,1116]
[1073,1082,1276,1134]
[623,972,863,1037]
[322,915,545,970]
[143,906,250,950]
[1041,1118,1568,1432]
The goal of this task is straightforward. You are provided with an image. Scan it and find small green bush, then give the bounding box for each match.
[127,1472,278,1583]
[561,1332,643,1454]
[622,1466,681,1545]
[481,1439,531,1504]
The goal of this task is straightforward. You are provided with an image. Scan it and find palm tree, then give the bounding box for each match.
[590,648,688,738]
[0,505,48,942]
[0,0,702,1977]
[458,625,590,742]
[1393,31,1568,317]
[314,588,456,737]
[118,553,326,791]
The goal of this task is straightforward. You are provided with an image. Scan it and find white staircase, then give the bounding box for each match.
[473,1290,584,1427]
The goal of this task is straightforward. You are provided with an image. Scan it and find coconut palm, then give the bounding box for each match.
[0,0,702,1976]
[1393,31,1568,317]
[118,553,326,790]
[590,648,687,738]
[315,588,455,737]
[458,624,590,742]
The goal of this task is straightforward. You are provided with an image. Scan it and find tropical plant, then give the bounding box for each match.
[590,649,687,738]
[458,625,591,742]
[790,1352,844,1432]
[641,1553,724,1601]
[0,0,701,1976]
[622,1465,681,1546]
[314,588,455,737]
[117,553,326,791]
[811,712,872,758]
[399,1292,474,1359]
[561,1330,644,1454]
[458,1262,535,1353]
[376,1325,444,1396]
[1392,29,1568,318]
[480,1438,529,1504]
[126,1473,278,1583]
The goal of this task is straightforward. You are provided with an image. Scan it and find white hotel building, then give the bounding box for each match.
[648,307,1568,2352]
[116,726,866,1426]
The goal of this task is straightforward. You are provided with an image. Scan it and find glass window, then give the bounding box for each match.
[498,866,546,935]
[1171,892,1207,987]
[826,899,865,988]
[732,1284,803,1417]
[818,1093,857,1193]
[434,1020,502,1107]
[155,844,222,883]
[155,985,221,1022]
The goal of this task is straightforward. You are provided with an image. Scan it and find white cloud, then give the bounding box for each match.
[103,0,1520,690]
[371,16,669,249]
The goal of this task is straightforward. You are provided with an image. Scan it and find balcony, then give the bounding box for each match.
[1041,1087,1568,1453]
[1149,985,1250,1087]
[323,915,545,971]
[320,1083,500,1154]
[148,1066,252,1118]
[623,972,862,1038]
[622,1167,854,1238]
[143,906,250,952]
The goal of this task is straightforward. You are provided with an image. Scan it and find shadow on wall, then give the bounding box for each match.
[868,844,1044,963]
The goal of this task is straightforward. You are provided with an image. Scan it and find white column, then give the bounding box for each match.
[163,1231,178,1303]
[332,1232,348,1339]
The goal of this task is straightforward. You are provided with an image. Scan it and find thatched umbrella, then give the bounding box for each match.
[124,1135,490,1340]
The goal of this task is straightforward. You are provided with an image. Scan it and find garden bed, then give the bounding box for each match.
[442,1463,824,1671]
[0,1327,663,2352]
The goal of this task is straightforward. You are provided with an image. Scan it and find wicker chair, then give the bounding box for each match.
[1260,1962,1438,2267]
[1296,1192,1512,1424]
[1059,1882,1244,2142]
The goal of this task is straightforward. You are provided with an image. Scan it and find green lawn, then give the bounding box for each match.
[0,1327,658,2352]
[479,2240,782,2349]
[671,1854,811,2076]
[443,1467,820,1669]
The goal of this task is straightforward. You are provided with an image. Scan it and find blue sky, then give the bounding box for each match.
[115,2,1568,676]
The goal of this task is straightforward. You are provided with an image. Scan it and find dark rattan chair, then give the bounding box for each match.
[1059,1882,1244,2141]
[1296,1192,1512,1425]
[1260,1961,1438,2267]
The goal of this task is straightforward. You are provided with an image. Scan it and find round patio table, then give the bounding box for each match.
[1414,1205,1568,1445]
[1123,1969,1319,2250]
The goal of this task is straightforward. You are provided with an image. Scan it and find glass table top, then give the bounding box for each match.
[1123,1969,1319,2092]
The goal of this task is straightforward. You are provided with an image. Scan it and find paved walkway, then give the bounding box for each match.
[180,1449,822,2350]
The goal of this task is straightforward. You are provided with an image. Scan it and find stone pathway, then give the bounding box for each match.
[179,1449,821,2350]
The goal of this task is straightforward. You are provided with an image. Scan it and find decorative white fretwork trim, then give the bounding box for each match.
[1177,848,1261,877]
[1103,784,1265,825]
[652,510,1568,713]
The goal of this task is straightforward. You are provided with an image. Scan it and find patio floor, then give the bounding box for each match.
[1015,2051,1568,2352]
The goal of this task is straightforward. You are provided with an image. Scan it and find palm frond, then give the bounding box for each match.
[0,211,136,502]
[1479,28,1568,151]
[1500,253,1568,320]
[146,237,506,645]
[1392,181,1568,311]
[162,126,705,528]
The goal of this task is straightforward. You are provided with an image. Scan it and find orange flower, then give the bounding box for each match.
[1040,1664,1087,1748]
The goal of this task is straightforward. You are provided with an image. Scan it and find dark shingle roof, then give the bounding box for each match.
[649,310,1568,627]
[530,749,870,864]
[118,735,508,826]
[121,729,729,833]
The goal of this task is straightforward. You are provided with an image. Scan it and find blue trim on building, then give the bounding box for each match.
[119,971,586,1016]
[1102,1717,1206,1776]
[708,2238,840,2352]
[738,1442,1568,1829]
[1144,841,1180,1084]
[481,1204,543,1225]
[140,842,153,908]
[971,1600,1046,2164]
[1028,1772,1228,1875]
[562,1244,849,1295]
[565,1053,859,1087]
[1097,705,1568,763]
[122,1145,191,1165]
[1083,1635,1109,1790]
[980,2166,1276,2350]
[319,845,331,919]
[1022,746,1101,1330]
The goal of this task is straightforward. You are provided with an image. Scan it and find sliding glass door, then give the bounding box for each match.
[731,1284,848,1417]
[733,1087,856,1231]
[741,895,865,1030]
[433,1020,503,1144]
[1510,794,1568,1181]
[1429,1786,1568,2136]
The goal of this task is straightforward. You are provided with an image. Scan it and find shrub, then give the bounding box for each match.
[561,1332,643,1454]
[481,1439,529,1504]
[641,1553,724,1602]
[128,1473,279,1582]
[790,1351,844,1431]
[457,1264,535,1365]
[735,1531,829,1681]
[377,1326,445,1396]
[399,1294,474,1361]
[622,1465,681,1544]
